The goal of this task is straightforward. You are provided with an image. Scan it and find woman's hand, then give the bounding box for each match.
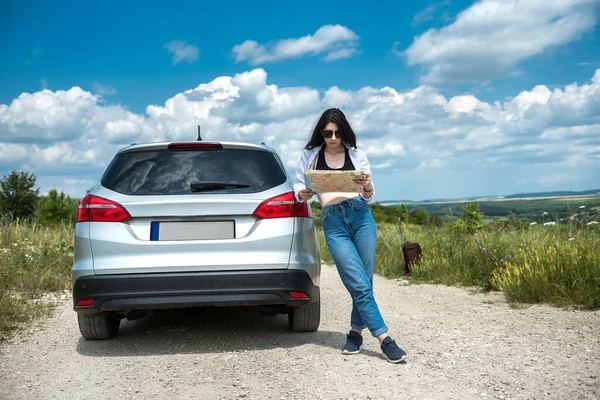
[299,188,315,201]
[354,172,373,191]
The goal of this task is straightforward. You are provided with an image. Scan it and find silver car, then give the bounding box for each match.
[72,140,321,339]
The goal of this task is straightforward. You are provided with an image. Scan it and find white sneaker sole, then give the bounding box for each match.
[384,353,408,363]
[342,345,364,355]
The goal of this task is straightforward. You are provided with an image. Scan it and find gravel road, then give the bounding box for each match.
[1,264,599,400]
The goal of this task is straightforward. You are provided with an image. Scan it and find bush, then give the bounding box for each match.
[38,189,78,226]
[447,202,484,234]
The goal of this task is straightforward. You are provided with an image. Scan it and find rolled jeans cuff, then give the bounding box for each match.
[371,326,389,337]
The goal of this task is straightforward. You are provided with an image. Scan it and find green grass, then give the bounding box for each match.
[317,222,600,309]
[1,212,598,340]
[0,218,73,340]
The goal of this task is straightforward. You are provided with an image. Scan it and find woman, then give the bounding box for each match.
[294,108,407,364]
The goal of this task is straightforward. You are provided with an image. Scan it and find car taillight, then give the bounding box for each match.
[76,194,132,223]
[252,192,311,219]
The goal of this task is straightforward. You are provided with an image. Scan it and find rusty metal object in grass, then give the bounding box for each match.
[398,218,422,275]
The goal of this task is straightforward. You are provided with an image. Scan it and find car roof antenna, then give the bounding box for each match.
[197,125,202,141]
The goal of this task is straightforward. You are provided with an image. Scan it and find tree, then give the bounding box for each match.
[460,202,484,233]
[0,171,40,220]
[39,189,77,225]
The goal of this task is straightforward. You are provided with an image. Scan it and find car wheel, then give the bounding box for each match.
[77,313,120,340]
[288,301,320,332]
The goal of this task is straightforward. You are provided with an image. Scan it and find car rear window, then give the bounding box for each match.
[101,148,288,195]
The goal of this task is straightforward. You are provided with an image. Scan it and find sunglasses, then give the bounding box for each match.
[322,130,340,138]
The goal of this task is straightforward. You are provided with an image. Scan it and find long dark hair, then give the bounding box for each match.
[304,108,357,150]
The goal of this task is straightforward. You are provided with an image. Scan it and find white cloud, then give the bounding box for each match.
[0,87,99,142]
[541,124,600,140]
[363,142,406,156]
[412,1,451,26]
[1,68,599,200]
[0,142,30,163]
[447,94,492,113]
[92,82,116,96]
[232,25,360,65]
[413,5,437,25]
[404,0,598,84]
[323,48,360,61]
[163,40,199,65]
[372,160,393,169]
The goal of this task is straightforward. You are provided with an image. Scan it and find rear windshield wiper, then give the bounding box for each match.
[190,181,250,192]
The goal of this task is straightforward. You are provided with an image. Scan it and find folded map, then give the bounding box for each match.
[305,170,365,193]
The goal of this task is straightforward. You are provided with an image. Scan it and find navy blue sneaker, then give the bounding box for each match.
[380,336,407,363]
[342,330,364,355]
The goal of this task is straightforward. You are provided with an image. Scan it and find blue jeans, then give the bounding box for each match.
[321,196,388,337]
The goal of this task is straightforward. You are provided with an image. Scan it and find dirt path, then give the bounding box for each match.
[1,264,599,400]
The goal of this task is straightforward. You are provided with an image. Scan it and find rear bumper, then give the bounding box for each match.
[72,269,319,315]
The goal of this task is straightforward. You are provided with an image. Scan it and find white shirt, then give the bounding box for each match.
[293,144,375,203]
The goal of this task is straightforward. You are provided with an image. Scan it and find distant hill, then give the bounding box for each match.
[381,189,600,205]
[381,188,600,221]
[504,189,600,199]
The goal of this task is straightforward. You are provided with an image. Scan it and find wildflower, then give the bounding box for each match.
[543,221,556,226]
[530,222,537,225]
[568,238,575,242]
[579,205,586,209]
[587,221,599,225]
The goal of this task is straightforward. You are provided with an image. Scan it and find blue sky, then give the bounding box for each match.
[1,0,599,201]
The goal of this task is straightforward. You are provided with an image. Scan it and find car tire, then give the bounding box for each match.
[77,313,120,340]
[288,301,320,332]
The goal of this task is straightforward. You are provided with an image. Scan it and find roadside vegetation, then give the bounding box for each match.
[0,171,76,340]
[312,201,600,310]
[1,169,599,340]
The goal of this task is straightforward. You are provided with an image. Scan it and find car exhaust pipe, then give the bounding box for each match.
[125,310,147,321]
